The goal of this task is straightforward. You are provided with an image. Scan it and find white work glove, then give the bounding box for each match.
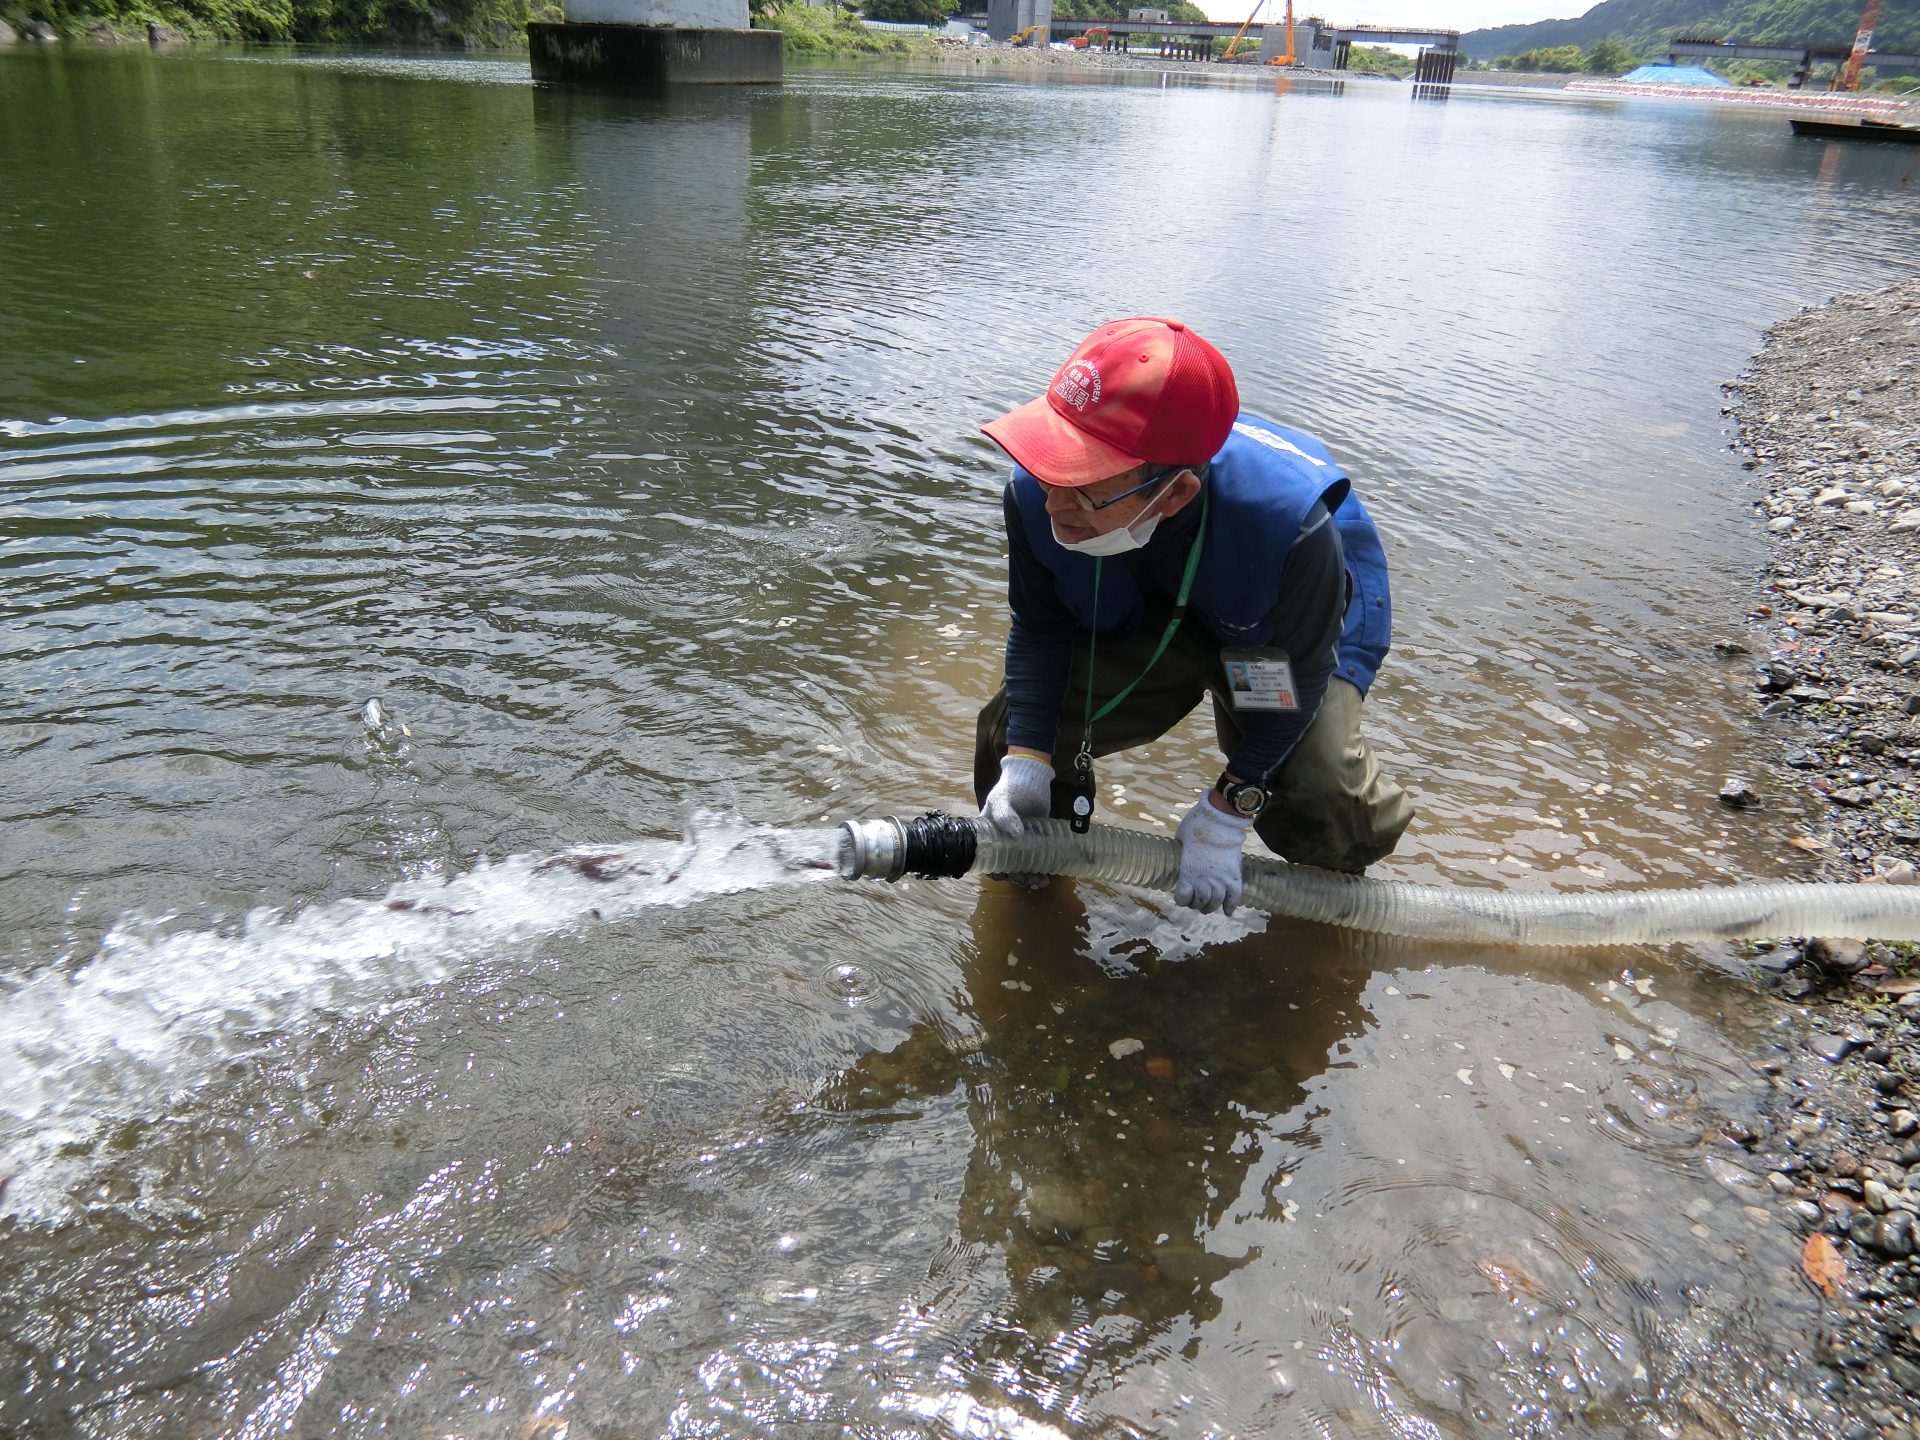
[1174,795,1255,915]
[983,753,1054,889]
[983,753,1054,836]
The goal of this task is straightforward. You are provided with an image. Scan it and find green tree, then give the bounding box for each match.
[1055,0,1207,22]
[1583,37,1639,72]
[1510,43,1585,70]
[1347,42,1415,73]
[862,0,956,20]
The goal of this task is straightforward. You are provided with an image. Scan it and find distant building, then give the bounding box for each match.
[1127,7,1168,21]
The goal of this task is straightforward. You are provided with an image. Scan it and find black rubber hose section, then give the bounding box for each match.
[900,812,978,879]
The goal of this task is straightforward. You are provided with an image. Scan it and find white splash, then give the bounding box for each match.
[0,814,838,1220]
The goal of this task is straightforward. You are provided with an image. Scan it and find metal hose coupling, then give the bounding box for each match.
[835,813,981,882]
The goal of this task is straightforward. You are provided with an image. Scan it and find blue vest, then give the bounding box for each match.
[1011,414,1392,695]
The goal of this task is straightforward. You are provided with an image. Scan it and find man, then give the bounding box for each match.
[972,316,1413,914]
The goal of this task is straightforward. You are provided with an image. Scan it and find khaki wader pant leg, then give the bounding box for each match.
[973,624,1414,874]
[1211,673,1413,873]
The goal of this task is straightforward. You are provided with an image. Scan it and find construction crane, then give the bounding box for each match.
[1222,0,1294,64]
[1839,0,1884,91]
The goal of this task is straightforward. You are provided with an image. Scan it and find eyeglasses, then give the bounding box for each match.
[1047,465,1182,512]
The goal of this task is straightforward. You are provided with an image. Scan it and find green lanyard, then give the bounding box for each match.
[1068,488,1208,832]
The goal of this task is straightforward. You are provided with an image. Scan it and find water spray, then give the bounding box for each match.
[836,814,1920,947]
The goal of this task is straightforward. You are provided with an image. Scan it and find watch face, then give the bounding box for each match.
[1229,784,1266,816]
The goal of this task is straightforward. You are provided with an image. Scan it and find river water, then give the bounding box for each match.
[3,45,1918,1438]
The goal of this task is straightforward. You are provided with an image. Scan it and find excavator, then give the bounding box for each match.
[1009,23,1046,45]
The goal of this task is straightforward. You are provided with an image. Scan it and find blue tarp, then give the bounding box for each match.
[1617,64,1732,87]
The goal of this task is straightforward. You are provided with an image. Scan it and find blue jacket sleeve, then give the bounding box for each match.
[1223,504,1346,783]
[1002,482,1074,758]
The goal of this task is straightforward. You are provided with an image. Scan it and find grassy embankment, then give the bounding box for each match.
[758,2,933,55]
[0,0,933,53]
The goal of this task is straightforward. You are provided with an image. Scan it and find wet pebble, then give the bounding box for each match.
[1718,777,1759,808]
[1812,1033,1865,1063]
[1877,1212,1917,1257]
[1807,937,1869,975]
[1021,1180,1090,1244]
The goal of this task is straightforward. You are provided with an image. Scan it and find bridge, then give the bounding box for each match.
[987,2,1459,73]
[1666,36,1920,86]
[1295,19,1459,77]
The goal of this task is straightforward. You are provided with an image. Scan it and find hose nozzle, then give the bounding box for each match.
[835,813,981,882]
[836,816,909,881]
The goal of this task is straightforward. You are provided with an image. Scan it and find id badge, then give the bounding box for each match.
[1222,648,1299,712]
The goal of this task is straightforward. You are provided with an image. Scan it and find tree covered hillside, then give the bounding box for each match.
[1462,0,1919,61]
[1,0,555,43]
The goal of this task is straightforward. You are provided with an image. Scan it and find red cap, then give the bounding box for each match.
[981,317,1239,487]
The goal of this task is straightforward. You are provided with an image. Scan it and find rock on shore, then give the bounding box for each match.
[1726,278,1920,1430]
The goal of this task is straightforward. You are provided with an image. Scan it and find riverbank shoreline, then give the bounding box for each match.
[1724,278,1920,1426]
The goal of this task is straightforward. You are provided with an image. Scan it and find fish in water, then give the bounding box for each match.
[361,697,411,741]
[534,851,661,884]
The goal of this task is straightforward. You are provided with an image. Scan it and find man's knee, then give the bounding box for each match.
[1256,680,1413,872]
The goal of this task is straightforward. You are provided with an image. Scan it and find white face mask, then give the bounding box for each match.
[1052,508,1165,556]
[1049,473,1176,556]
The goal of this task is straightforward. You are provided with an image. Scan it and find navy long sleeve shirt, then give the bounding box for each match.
[1002,481,1347,783]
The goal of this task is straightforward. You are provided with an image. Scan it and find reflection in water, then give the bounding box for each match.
[826,883,1367,1370]
[817,888,1837,1437]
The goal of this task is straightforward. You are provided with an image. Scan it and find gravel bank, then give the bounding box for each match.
[1724,278,1920,1432]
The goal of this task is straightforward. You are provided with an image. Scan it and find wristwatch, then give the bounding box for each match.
[1215,773,1269,818]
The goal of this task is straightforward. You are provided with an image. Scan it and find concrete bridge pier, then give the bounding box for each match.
[529,0,781,88]
[1411,47,1456,83]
